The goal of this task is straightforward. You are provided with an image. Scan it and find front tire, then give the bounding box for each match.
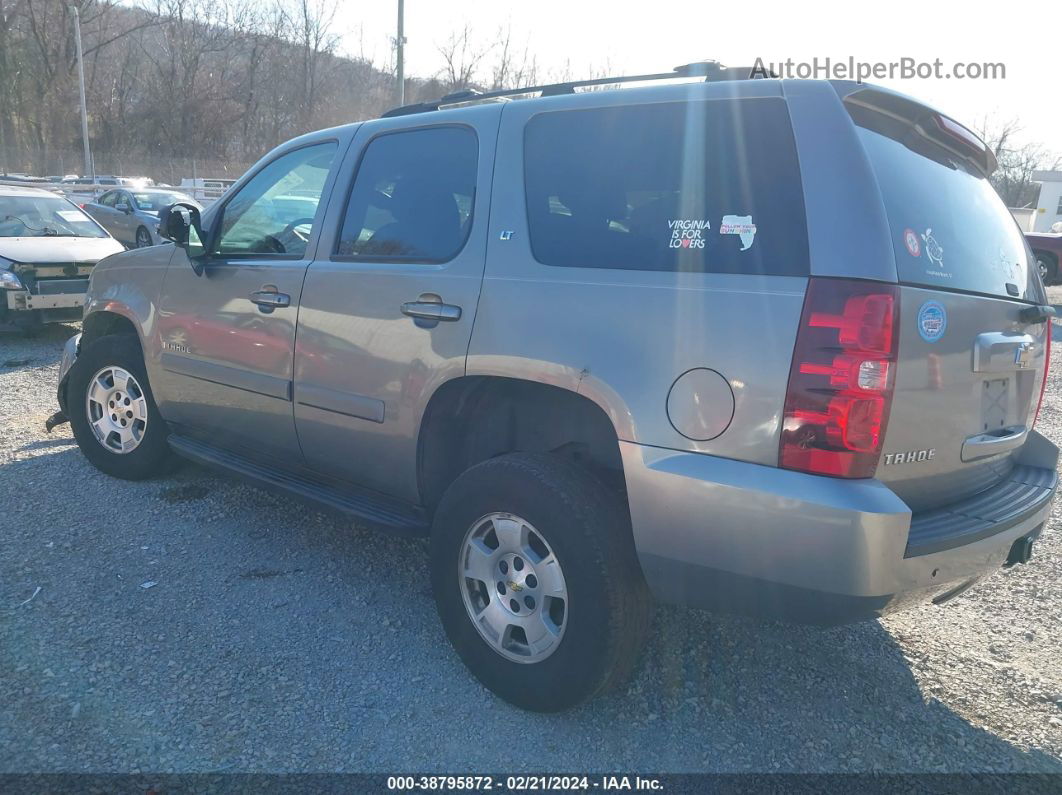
[135,226,152,249]
[67,334,175,480]
[430,453,650,712]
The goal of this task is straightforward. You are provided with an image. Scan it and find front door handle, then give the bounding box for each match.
[401,300,462,327]
[250,289,291,312]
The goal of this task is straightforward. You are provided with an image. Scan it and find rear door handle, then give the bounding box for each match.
[961,425,1029,462]
[401,301,461,324]
[250,289,291,311]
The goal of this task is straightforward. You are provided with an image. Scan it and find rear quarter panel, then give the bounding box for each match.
[469,82,814,465]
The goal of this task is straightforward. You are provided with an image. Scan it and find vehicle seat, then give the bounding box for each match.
[366,179,462,258]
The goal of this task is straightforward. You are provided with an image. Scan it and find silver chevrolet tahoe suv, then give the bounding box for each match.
[55,64,1058,712]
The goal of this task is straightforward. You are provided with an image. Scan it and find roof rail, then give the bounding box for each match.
[381,60,768,118]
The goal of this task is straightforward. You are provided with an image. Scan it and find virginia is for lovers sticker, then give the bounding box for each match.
[668,219,710,249]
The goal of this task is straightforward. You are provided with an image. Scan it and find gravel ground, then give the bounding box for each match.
[2,313,1062,774]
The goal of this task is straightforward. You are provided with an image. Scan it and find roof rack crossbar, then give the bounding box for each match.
[382,60,743,118]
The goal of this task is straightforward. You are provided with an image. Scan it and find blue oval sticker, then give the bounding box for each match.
[917,300,947,343]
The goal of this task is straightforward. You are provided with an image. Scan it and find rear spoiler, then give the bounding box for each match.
[838,85,997,177]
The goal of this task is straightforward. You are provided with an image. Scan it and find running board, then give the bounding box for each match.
[167,434,430,537]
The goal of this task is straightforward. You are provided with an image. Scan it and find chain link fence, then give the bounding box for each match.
[0,145,252,187]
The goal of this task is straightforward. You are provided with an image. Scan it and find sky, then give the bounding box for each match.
[334,0,1060,152]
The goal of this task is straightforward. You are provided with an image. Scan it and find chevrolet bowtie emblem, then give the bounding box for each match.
[1015,341,1035,369]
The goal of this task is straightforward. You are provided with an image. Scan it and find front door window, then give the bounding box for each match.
[215,142,337,258]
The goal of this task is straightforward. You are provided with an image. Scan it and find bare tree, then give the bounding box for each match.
[0,2,607,179]
[490,25,538,90]
[975,115,1062,208]
[437,24,490,93]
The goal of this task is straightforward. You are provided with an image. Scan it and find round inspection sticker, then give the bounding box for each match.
[917,300,947,343]
[903,228,921,257]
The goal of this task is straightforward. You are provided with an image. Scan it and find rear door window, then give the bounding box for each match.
[522,98,809,275]
[857,126,1044,303]
[335,126,478,262]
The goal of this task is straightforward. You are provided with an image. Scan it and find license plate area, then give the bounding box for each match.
[981,378,1009,432]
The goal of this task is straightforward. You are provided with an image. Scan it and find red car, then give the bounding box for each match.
[1027,232,1062,285]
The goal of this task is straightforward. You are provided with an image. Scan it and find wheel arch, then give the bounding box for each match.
[417,375,627,514]
[81,309,141,348]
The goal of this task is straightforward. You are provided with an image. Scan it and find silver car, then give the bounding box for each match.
[53,64,1058,712]
[84,188,201,249]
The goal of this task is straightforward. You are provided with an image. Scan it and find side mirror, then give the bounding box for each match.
[157,203,188,245]
[116,202,131,213]
[157,202,207,273]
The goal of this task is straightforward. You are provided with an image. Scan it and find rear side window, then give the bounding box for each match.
[523,99,809,275]
[857,126,1044,303]
[336,126,478,261]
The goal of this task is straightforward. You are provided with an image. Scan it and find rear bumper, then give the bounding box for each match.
[620,433,1058,625]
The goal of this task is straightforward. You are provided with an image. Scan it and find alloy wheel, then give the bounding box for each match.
[458,512,568,664]
[85,365,149,454]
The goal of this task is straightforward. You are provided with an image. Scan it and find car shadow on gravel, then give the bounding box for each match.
[580,605,1062,772]
[2,447,1060,773]
[17,438,76,452]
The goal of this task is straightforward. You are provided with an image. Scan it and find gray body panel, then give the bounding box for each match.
[878,286,1049,511]
[623,434,1056,621]
[151,126,354,460]
[471,81,807,465]
[782,80,898,283]
[62,79,1057,625]
[293,105,502,501]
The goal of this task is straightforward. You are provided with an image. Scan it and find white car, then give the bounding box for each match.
[0,185,123,328]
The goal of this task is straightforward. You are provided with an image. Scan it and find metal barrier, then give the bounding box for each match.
[0,179,227,206]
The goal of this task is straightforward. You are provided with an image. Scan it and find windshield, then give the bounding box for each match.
[857,126,1045,303]
[132,191,195,213]
[0,195,108,238]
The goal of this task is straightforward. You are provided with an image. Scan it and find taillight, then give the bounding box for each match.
[780,278,900,478]
[1034,320,1052,427]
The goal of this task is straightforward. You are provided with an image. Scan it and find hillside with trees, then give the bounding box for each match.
[0,0,539,180]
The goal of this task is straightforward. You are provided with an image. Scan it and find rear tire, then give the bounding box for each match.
[1036,252,1058,286]
[430,452,651,712]
[67,333,175,480]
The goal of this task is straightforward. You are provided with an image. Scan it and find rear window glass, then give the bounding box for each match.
[523,98,809,275]
[857,126,1044,303]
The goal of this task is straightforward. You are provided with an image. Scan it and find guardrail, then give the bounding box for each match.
[0,179,225,206]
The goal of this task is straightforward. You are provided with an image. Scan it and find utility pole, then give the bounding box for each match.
[396,0,405,106]
[70,5,93,179]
